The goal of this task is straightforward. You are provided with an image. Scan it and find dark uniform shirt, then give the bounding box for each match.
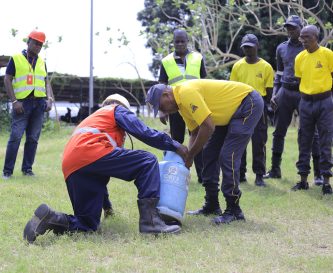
[114,105,180,151]
[158,50,207,83]
[275,40,303,86]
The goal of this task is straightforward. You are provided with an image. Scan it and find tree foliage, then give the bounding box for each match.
[138,0,333,79]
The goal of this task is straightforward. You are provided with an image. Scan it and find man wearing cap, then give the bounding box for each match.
[23,94,188,243]
[230,33,274,187]
[264,16,322,186]
[2,30,53,179]
[292,25,333,194]
[159,29,207,184]
[146,80,264,224]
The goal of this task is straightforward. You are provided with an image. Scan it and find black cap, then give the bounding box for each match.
[240,34,259,48]
[284,15,302,28]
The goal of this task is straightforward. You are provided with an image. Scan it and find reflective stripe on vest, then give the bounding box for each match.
[162,51,202,86]
[12,54,47,99]
[72,126,118,148]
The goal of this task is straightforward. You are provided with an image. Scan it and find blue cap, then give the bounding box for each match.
[240,34,259,47]
[284,15,302,27]
[145,84,167,117]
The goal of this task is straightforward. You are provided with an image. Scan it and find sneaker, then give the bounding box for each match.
[291,181,309,191]
[322,184,333,195]
[255,175,266,187]
[314,176,324,186]
[23,170,35,176]
[212,208,245,225]
[2,172,12,179]
[263,169,281,179]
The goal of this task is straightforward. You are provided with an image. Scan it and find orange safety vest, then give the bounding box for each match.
[62,105,126,180]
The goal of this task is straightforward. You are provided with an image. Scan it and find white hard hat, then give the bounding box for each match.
[102,94,131,110]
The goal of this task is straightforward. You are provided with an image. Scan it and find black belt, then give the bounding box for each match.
[282,82,299,91]
[301,91,332,101]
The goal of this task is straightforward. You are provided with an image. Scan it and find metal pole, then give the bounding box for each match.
[89,0,94,114]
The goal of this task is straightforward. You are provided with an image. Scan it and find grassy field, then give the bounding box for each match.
[0,119,332,273]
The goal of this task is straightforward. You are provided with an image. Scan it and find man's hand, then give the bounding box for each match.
[176,144,188,163]
[45,99,53,112]
[270,95,278,111]
[184,154,194,169]
[13,101,24,114]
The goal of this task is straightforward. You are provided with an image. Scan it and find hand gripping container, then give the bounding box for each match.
[157,151,190,224]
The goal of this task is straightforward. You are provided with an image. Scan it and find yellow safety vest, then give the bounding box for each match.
[12,54,47,99]
[162,51,202,86]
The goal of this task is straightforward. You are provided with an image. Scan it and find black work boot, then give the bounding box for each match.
[23,204,69,243]
[322,177,332,195]
[137,198,181,234]
[255,174,266,187]
[263,153,282,179]
[322,184,333,195]
[187,192,222,216]
[213,200,245,225]
[291,181,309,191]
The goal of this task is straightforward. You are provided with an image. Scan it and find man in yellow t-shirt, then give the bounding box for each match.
[293,25,333,195]
[146,79,264,224]
[230,34,274,187]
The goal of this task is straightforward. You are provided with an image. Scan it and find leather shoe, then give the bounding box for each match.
[314,176,324,186]
[255,175,266,187]
[263,170,281,179]
[212,209,245,225]
[187,206,222,216]
[322,184,332,195]
[291,181,309,191]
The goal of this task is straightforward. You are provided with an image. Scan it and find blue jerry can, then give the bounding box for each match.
[157,151,190,224]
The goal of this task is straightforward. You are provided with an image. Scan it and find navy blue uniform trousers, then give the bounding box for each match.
[296,95,333,177]
[272,87,320,163]
[201,91,264,204]
[240,103,268,176]
[65,148,160,232]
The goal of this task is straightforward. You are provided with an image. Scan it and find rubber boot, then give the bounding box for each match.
[23,204,69,243]
[137,198,181,234]
[213,198,245,225]
[263,153,281,179]
[187,187,222,216]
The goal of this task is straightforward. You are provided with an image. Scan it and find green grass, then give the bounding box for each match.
[0,119,333,273]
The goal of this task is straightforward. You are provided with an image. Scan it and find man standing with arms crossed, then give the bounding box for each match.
[159,29,207,184]
[230,34,274,187]
[264,16,322,185]
[292,25,333,194]
[2,30,53,179]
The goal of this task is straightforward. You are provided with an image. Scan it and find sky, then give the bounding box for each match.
[0,0,155,80]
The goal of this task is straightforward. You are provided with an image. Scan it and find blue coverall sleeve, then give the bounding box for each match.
[114,106,180,151]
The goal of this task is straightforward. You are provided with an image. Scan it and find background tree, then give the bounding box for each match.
[138,0,333,79]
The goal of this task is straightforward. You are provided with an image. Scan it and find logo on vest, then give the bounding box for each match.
[256,72,263,79]
[315,61,323,68]
[190,104,198,113]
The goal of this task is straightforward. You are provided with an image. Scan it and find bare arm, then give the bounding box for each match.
[186,115,215,168]
[45,77,53,112]
[4,74,24,114]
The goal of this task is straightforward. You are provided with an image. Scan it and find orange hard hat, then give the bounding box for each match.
[28,30,46,43]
